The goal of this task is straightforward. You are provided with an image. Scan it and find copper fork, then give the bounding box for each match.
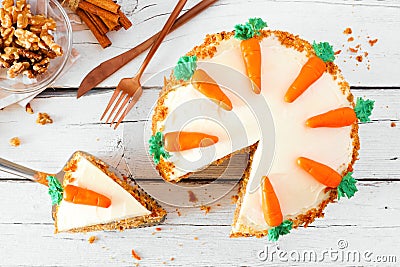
[101,0,188,129]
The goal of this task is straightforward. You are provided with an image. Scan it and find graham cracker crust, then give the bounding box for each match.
[54,152,167,233]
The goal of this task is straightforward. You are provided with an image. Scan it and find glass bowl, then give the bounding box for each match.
[0,0,73,94]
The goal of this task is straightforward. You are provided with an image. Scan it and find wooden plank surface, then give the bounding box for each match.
[1,0,399,266]
[55,0,400,88]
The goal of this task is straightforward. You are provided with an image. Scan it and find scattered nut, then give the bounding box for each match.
[88,236,97,244]
[36,112,53,125]
[9,137,21,147]
[25,103,34,114]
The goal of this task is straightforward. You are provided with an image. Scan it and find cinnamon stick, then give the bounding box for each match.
[78,1,119,25]
[86,12,109,35]
[85,0,120,14]
[102,15,120,31]
[76,8,111,48]
[118,9,132,30]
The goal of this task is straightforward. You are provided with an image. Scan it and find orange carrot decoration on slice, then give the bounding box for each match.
[234,18,267,94]
[164,131,219,152]
[297,157,342,188]
[191,69,233,111]
[64,185,111,208]
[240,37,262,94]
[284,41,336,103]
[261,176,283,227]
[306,107,357,128]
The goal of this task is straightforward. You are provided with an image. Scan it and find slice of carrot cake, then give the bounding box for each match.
[47,151,166,233]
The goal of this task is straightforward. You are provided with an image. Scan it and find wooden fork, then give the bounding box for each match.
[101,0,188,129]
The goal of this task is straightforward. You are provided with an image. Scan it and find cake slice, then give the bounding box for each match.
[50,152,166,233]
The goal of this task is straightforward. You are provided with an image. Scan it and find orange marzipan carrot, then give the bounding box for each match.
[261,176,283,227]
[284,56,326,103]
[164,131,219,152]
[240,37,262,94]
[191,69,233,111]
[306,107,357,128]
[297,157,342,188]
[63,185,111,208]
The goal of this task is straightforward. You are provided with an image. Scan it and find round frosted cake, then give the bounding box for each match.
[149,18,373,240]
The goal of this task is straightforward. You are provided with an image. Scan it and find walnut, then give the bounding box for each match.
[2,46,20,60]
[0,8,13,28]
[1,26,14,46]
[25,103,34,114]
[33,57,49,74]
[15,0,28,11]
[0,57,12,68]
[36,113,53,125]
[14,29,40,49]
[9,137,21,147]
[17,12,29,29]
[40,28,62,56]
[2,0,14,9]
[17,48,42,61]
[7,61,29,78]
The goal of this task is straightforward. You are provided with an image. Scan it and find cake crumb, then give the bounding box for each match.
[155,227,162,231]
[175,208,181,216]
[349,47,358,53]
[356,55,363,62]
[194,237,199,240]
[368,38,378,46]
[131,249,141,260]
[170,257,175,261]
[88,236,97,244]
[334,50,341,55]
[134,263,140,267]
[188,190,198,203]
[200,205,211,214]
[36,113,53,125]
[343,27,352,34]
[162,262,166,264]
[9,137,21,147]
[391,122,396,127]
[347,37,354,42]
[231,195,239,204]
[25,103,34,114]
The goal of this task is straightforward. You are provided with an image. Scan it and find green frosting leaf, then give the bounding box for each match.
[337,172,358,200]
[47,175,63,205]
[173,55,197,81]
[149,131,171,164]
[354,97,374,122]
[234,17,267,40]
[267,220,293,241]
[312,41,335,63]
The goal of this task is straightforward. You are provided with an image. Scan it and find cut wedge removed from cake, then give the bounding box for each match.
[150,18,373,240]
[50,152,166,233]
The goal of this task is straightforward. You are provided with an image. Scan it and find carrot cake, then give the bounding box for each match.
[149,18,374,240]
[47,151,166,233]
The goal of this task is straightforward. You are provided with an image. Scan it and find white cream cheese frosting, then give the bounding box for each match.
[155,34,354,233]
[56,156,151,232]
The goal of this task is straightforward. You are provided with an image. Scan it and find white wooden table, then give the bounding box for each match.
[1,1,399,266]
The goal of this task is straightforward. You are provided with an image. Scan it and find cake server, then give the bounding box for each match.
[77,0,217,98]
